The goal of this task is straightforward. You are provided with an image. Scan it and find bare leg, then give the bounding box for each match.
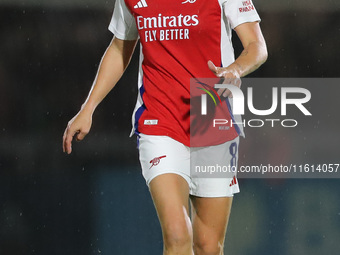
[149,173,194,255]
[191,196,233,255]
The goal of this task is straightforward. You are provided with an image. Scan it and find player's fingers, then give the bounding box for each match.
[63,126,77,154]
[236,78,242,89]
[223,89,231,98]
[216,88,223,96]
[216,88,227,97]
[65,132,76,154]
[75,130,88,142]
[217,87,231,98]
[63,132,72,154]
[62,129,67,153]
[217,85,231,98]
[207,60,217,73]
[62,127,71,153]
[207,60,222,77]
[221,77,241,98]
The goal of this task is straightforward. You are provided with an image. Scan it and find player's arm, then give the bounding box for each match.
[63,37,138,154]
[208,22,267,95]
[232,21,267,77]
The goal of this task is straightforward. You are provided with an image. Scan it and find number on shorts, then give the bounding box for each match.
[229,142,238,168]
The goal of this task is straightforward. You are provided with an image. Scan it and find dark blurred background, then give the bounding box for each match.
[0,0,340,254]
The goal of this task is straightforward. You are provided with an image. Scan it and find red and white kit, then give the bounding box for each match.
[109,0,260,146]
[109,0,260,196]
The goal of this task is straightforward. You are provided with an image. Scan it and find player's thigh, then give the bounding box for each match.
[138,133,190,187]
[190,136,240,198]
[191,196,233,247]
[149,173,192,241]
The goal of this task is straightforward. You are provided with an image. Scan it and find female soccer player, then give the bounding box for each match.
[63,0,267,254]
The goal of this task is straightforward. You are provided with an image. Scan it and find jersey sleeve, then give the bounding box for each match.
[223,0,261,29]
[108,0,139,40]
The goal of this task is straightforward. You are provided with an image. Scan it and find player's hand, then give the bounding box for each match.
[62,109,93,154]
[207,60,241,98]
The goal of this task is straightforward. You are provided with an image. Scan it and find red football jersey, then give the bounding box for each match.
[109,0,260,146]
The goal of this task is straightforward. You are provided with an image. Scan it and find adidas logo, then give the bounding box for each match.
[229,176,237,187]
[134,0,148,8]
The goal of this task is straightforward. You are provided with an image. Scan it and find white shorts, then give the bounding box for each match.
[138,134,240,197]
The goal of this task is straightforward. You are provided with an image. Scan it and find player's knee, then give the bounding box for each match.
[194,239,224,255]
[163,221,192,250]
